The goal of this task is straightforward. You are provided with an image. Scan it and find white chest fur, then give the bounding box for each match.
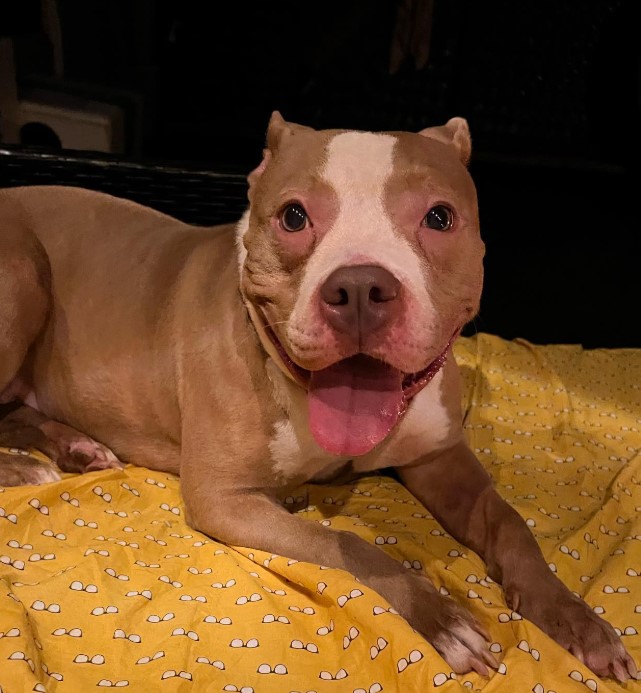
[266,360,454,483]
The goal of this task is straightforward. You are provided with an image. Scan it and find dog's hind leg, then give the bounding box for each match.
[0,199,51,400]
[0,403,123,486]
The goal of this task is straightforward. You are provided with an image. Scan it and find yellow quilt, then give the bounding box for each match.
[1,334,640,693]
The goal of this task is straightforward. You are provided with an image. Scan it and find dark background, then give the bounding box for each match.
[2,0,640,348]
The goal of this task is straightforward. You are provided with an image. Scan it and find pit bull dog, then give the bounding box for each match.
[0,113,636,680]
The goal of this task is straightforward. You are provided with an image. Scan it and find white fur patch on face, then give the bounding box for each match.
[287,131,433,353]
[235,209,250,275]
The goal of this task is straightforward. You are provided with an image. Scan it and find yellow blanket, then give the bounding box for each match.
[1,334,640,692]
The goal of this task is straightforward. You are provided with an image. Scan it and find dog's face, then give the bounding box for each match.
[239,113,484,457]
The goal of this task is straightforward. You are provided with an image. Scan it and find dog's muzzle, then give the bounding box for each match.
[244,293,455,458]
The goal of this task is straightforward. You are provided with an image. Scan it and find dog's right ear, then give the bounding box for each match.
[248,112,314,197]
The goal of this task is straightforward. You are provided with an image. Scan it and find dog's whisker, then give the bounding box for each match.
[263,318,290,332]
[235,316,291,350]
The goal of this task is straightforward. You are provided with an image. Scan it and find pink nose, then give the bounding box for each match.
[319,265,401,339]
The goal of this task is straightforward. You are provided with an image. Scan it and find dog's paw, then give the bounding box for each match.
[416,592,498,675]
[57,438,124,474]
[520,587,637,682]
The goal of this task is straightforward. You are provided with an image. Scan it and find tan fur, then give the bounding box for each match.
[0,115,635,681]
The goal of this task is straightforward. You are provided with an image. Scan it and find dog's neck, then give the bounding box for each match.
[244,299,298,386]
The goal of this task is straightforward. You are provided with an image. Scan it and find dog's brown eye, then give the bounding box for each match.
[422,205,453,231]
[280,203,308,232]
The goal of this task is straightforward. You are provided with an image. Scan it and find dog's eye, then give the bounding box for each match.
[422,205,453,231]
[280,203,308,232]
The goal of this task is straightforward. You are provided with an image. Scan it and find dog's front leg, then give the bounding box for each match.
[398,440,637,681]
[180,448,497,674]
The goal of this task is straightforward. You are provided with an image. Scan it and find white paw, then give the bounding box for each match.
[433,621,499,675]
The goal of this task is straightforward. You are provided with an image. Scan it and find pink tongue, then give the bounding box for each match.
[308,356,405,456]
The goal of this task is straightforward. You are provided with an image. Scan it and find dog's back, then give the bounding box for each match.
[0,186,240,468]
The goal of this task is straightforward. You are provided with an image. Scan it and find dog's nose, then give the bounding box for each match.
[319,265,401,337]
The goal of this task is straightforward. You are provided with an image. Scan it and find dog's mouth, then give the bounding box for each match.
[264,324,455,457]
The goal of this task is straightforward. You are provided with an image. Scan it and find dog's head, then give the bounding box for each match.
[238,113,484,457]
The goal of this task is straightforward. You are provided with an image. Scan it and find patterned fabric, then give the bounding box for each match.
[0,333,640,692]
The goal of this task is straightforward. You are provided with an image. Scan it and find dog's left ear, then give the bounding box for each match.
[419,117,471,166]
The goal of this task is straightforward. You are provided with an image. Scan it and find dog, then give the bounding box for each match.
[0,113,636,680]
